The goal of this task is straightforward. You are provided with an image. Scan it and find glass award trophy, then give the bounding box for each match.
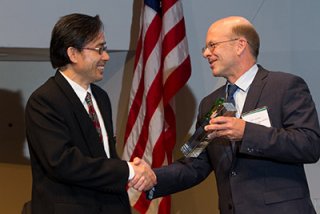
[180,98,236,158]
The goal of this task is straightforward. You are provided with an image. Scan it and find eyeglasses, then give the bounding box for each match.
[82,45,108,55]
[202,38,239,54]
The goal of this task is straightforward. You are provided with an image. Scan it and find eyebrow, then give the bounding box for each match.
[94,41,106,47]
[206,41,216,45]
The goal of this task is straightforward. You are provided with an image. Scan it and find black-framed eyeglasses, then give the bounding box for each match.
[202,38,239,54]
[82,45,108,55]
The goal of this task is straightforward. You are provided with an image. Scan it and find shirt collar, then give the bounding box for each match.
[59,70,92,104]
[234,64,258,92]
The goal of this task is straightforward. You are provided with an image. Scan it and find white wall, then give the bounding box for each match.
[0,0,133,50]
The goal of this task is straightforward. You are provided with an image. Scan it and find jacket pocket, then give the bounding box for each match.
[264,187,306,204]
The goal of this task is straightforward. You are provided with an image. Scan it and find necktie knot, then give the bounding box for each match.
[85,92,93,105]
[227,84,238,105]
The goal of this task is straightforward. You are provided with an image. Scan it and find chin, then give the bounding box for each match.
[94,75,104,82]
[212,67,223,77]
[212,70,220,77]
[97,71,104,78]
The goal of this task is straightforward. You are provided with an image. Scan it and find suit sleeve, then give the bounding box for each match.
[149,152,212,199]
[240,74,320,163]
[147,92,220,199]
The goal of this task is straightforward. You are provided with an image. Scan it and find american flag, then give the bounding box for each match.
[122,0,191,213]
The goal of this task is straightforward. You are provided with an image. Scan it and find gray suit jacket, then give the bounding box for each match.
[26,71,131,214]
[150,65,320,214]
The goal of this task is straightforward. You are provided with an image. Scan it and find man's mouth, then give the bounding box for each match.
[97,64,105,70]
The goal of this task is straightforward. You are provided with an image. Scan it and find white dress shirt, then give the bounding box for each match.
[226,64,258,118]
[59,71,111,157]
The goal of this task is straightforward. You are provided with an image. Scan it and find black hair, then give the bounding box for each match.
[50,13,103,68]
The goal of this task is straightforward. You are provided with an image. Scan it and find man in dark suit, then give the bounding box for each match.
[25,13,156,214]
[145,16,320,214]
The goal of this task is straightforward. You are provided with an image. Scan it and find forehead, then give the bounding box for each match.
[206,22,232,42]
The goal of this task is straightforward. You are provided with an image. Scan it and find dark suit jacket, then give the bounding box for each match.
[151,65,320,214]
[25,71,131,214]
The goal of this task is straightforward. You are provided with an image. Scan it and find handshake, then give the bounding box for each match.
[128,157,157,192]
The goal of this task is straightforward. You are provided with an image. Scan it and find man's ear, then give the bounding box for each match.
[67,47,79,63]
[236,38,248,56]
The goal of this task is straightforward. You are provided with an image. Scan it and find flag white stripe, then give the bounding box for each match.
[163,1,183,35]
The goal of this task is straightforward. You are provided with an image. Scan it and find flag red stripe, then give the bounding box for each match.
[123,32,143,146]
[129,69,163,159]
[152,104,176,166]
[123,75,144,146]
[162,0,176,13]
[163,56,191,105]
[133,192,151,213]
[158,196,171,214]
[162,18,186,58]
[142,15,162,65]
[123,14,162,146]
[151,132,166,167]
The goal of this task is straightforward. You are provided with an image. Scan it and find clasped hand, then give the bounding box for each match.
[205,116,245,141]
[128,157,157,191]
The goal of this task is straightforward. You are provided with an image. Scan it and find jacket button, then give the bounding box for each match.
[231,171,237,176]
[247,147,253,153]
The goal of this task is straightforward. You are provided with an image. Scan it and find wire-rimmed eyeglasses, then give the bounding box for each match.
[82,45,108,55]
[202,38,239,54]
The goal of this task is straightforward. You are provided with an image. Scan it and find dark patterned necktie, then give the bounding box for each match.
[227,84,238,106]
[226,84,238,152]
[85,92,102,143]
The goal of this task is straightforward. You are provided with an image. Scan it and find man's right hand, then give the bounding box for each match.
[128,157,157,191]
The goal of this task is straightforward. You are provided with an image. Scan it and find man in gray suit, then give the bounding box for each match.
[144,16,320,214]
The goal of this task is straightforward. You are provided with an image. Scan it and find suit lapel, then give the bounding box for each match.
[229,66,268,161]
[54,71,106,158]
[91,87,118,159]
[241,66,268,115]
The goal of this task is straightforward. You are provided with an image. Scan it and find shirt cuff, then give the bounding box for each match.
[127,162,135,180]
[147,187,156,200]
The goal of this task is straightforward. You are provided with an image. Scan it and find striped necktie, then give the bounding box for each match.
[85,92,102,143]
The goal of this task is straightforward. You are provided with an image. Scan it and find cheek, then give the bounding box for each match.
[220,51,235,64]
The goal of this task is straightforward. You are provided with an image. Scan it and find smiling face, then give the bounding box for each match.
[201,16,258,84]
[78,32,109,82]
[65,31,110,89]
[202,21,239,80]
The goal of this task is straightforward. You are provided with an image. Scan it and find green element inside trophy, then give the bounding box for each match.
[181,98,236,157]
